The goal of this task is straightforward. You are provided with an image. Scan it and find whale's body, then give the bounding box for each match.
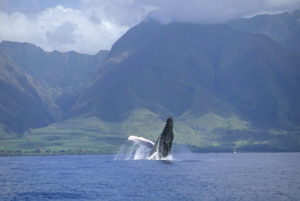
[149,117,174,159]
[128,117,174,159]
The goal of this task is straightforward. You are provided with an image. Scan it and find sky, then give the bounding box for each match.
[0,0,300,54]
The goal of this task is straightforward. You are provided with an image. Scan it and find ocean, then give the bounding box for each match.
[1,153,300,201]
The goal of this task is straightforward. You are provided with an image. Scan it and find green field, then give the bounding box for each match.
[1,109,299,156]
[0,109,163,156]
[0,118,125,156]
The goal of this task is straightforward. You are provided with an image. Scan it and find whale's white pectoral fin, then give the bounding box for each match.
[128,136,154,149]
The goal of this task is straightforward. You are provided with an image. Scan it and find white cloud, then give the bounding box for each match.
[147,0,300,24]
[81,0,157,26]
[0,0,299,54]
[82,0,300,24]
[0,5,129,54]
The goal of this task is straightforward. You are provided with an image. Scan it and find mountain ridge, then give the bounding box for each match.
[228,9,300,54]
[0,49,60,134]
[71,20,300,130]
[0,40,109,114]
[0,11,300,154]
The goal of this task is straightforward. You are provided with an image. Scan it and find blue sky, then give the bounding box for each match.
[1,0,299,54]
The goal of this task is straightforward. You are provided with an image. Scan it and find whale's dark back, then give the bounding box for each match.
[149,117,174,158]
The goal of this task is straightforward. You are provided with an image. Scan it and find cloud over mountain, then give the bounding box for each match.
[0,0,299,54]
[0,5,128,54]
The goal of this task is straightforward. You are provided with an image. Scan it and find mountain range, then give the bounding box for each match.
[0,10,300,155]
[0,41,108,113]
[228,9,300,54]
[0,50,59,134]
[71,19,300,128]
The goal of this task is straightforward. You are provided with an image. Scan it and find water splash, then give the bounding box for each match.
[114,141,151,160]
[148,152,174,160]
[114,137,173,161]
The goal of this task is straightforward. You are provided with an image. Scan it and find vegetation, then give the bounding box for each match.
[71,19,300,130]
[1,109,299,156]
[1,11,300,156]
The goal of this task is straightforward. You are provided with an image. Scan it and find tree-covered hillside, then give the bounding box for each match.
[1,12,300,155]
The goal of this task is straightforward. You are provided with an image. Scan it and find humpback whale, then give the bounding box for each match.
[128,117,174,159]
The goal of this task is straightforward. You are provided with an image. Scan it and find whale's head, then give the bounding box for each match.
[166,117,173,129]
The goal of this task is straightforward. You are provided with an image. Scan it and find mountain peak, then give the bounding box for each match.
[72,20,300,129]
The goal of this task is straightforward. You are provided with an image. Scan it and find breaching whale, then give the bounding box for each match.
[128,117,174,159]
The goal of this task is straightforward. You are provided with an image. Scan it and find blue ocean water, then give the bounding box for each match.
[0,153,300,201]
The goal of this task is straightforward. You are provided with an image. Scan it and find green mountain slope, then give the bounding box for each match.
[2,108,299,156]
[0,41,108,112]
[1,13,300,155]
[228,9,300,54]
[0,50,59,135]
[72,20,300,129]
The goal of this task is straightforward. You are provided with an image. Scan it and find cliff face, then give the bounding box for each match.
[71,20,300,129]
[0,50,60,134]
[0,41,109,113]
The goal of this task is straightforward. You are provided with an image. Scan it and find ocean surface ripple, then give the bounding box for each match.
[0,153,300,201]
